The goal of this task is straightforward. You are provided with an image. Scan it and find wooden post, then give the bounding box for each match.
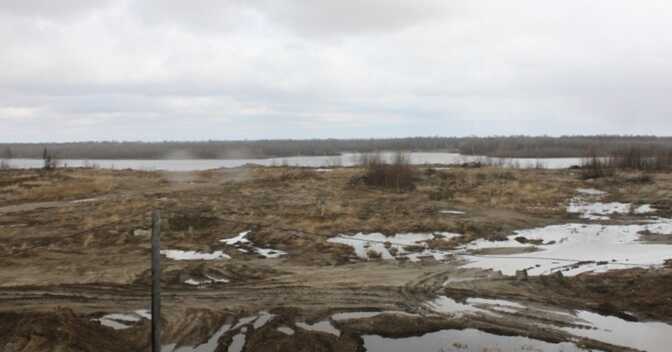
[151,210,161,352]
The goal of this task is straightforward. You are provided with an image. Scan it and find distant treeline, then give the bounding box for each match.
[459,136,672,158]
[0,138,457,160]
[2,136,672,160]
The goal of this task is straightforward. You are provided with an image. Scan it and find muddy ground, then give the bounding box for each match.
[1,166,671,351]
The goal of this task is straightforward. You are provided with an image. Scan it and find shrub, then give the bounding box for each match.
[366,250,382,259]
[623,173,654,184]
[580,146,672,176]
[607,147,672,171]
[487,169,516,181]
[359,152,417,192]
[579,152,612,179]
[429,181,455,201]
[42,148,58,170]
[533,160,546,169]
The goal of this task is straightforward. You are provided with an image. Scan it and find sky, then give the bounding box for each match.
[1,0,672,142]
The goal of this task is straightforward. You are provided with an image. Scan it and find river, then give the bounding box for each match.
[3,152,583,171]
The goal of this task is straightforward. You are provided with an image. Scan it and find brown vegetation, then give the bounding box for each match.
[580,146,672,179]
[2,166,671,351]
[357,152,417,192]
[579,152,614,180]
[607,146,672,171]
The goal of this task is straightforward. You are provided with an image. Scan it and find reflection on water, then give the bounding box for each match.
[362,328,595,352]
[566,310,672,352]
[154,302,672,352]
[6,152,582,171]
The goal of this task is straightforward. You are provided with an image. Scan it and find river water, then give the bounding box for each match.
[3,152,582,171]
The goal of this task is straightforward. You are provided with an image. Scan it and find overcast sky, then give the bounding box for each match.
[2,1,671,142]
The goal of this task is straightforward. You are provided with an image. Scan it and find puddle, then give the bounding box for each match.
[161,250,230,261]
[425,296,496,318]
[576,188,607,196]
[328,232,461,262]
[439,210,466,215]
[458,189,668,275]
[93,310,150,330]
[464,298,527,315]
[97,318,133,330]
[252,311,274,329]
[102,313,143,322]
[163,323,232,352]
[465,297,525,309]
[295,321,341,337]
[221,232,251,246]
[362,328,594,352]
[423,295,672,351]
[427,296,531,319]
[254,247,287,258]
[207,275,230,283]
[331,311,419,321]
[568,201,634,220]
[184,279,210,286]
[220,231,287,259]
[228,333,246,352]
[184,275,230,286]
[277,326,295,335]
[233,315,258,330]
[332,311,384,321]
[134,309,152,319]
[442,277,479,286]
[567,189,654,220]
[565,310,672,352]
[162,312,274,352]
[461,221,672,276]
[156,305,671,352]
[70,198,100,204]
[635,204,656,214]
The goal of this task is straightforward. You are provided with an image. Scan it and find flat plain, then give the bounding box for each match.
[1,165,671,351]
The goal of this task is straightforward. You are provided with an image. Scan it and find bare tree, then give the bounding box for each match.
[42,148,57,170]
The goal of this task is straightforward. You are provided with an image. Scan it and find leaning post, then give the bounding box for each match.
[151,210,161,352]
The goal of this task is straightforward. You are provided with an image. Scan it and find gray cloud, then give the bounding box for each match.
[248,0,451,37]
[0,0,113,19]
[130,0,450,36]
[1,0,672,142]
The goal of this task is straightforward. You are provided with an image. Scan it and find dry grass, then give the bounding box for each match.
[2,165,672,286]
[0,169,165,205]
[252,168,323,185]
[2,166,665,250]
[21,176,115,200]
[423,168,573,213]
[608,146,672,171]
